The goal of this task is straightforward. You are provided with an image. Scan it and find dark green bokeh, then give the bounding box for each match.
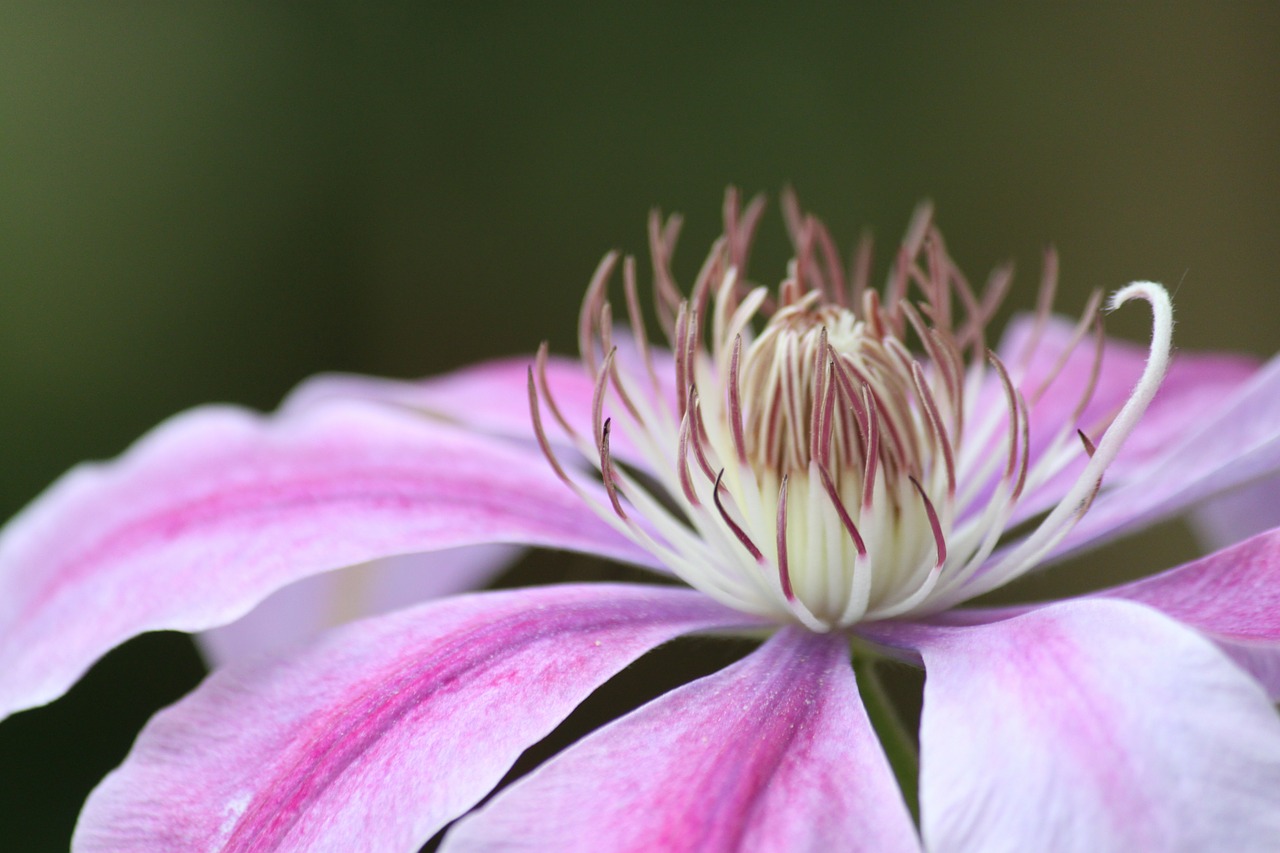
[1,4,1277,848]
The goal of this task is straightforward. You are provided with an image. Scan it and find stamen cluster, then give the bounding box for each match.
[530,190,1171,630]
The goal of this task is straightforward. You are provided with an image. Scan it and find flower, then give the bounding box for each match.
[3,190,1280,851]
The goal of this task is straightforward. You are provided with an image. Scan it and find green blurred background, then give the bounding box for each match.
[1,4,1277,848]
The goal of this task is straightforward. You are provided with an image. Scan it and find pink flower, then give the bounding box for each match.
[3,191,1280,851]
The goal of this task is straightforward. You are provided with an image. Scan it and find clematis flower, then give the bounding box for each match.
[3,191,1280,851]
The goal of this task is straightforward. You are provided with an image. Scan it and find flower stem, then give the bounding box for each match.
[852,653,920,823]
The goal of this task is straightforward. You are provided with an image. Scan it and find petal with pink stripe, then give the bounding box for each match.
[1048,352,1280,560]
[0,401,659,719]
[282,342,677,466]
[443,627,919,853]
[883,599,1280,852]
[1098,527,1280,696]
[991,313,1261,527]
[196,544,522,667]
[74,584,753,853]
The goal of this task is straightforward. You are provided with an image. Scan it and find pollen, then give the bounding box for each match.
[530,189,1172,631]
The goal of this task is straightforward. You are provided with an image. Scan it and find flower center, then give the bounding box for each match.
[530,191,1171,631]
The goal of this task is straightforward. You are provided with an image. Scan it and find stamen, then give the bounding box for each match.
[676,410,700,506]
[951,282,1174,602]
[1077,429,1097,458]
[527,366,573,485]
[961,262,1013,356]
[578,251,619,373]
[910,475,947,569]
[673,304,691,418]
[601,332,644,424]
[1016,244,1060,369]
[1027,288,1103,405]
[728,334,748,462]
[622,255,661,395]
[713,469,764,562]
[861,386,881,509]
[1012,387,1031,500]
[986,351,1022,482]
[809,327,830,462]
[817,462,867,555]
[776,475,795,600]
[736,195,767,276]
[686,389,719,483]
[535,342,576,438]
[591,348,615,451]
[812,218,846,306]
[649,211,684,337]
[912,361,957,498]
[548,192,1180,631]
[600,418,627,520]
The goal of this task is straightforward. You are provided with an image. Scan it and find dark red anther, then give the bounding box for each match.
[712,469,764,562]
[909,475,947,569]
[1077,429,1097,458]
[817,463,867,557]
[600,418,627,520]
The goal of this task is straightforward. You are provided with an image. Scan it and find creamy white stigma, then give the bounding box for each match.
[531,194,1172,630]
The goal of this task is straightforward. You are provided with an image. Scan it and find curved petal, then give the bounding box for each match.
[443,627,919,853]
[1098,527,1280,696]
[0,400,661,719]
[880,600,1280,852]
[73,584,753,853]
[196,544,522,667]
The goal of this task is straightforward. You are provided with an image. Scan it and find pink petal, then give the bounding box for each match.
[999,313,1259,478]
[443,628,919,853]
[74,584,752,853]
[1099,527,1280,695]
[282,356,591,441]
[0,400,660,719]
[1050,352,1280,559]
[196,544,522,667]
[877,600,1280,851]
[969,350,1280,586]
[993,313,1261,525]
[282,342,678,464]
[1189,476,1280,552]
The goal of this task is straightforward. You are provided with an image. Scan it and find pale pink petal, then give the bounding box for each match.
[1189,476,1280,552]
[282,341,677,464]
[443,627,919,853]
[0,401,660,719]
[1098,527,1280,696]
[74,584,753,853]
[992,313,1261,525]
[998,313,1260,479]
[196,544,522,666]
[1047,352,1280,559]
[876,599,1280,852]
[281,356,591,440]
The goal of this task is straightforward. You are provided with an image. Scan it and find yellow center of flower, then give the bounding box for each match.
[530,191,1172,630]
